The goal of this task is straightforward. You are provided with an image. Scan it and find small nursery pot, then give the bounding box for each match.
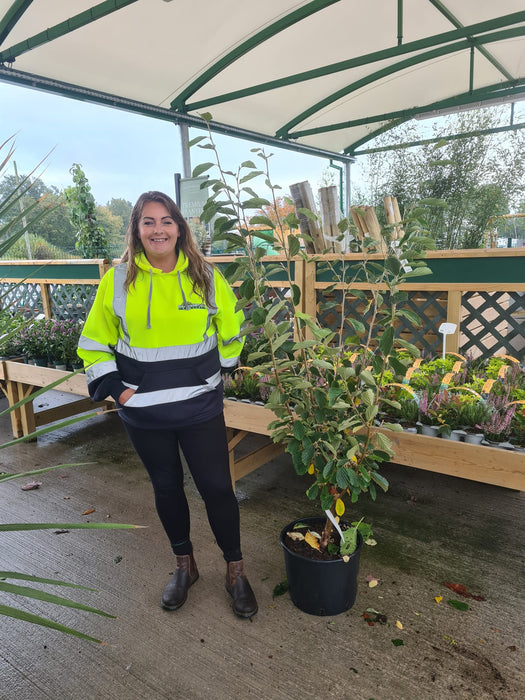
[280,517,363,616]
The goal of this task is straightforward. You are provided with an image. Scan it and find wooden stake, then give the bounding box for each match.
[289,181,326,253]
[319,186,342,253]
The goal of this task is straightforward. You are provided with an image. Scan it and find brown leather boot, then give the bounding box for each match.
[161,554,199,610]
[225,560,258,618]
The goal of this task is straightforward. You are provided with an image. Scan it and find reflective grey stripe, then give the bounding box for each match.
[122,381,139,390]
[219,355,239,368]
[222,333,243,346]
[78,335,113,353]
[204,265,217,338]
[86,359,118,383]
[115,334,217,361]
[113,263,129,344]
[123,371,222,408]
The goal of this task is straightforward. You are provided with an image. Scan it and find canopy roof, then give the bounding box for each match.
[0,0,524,161]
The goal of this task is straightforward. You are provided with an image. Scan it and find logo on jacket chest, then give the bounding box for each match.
[178,303,207,310]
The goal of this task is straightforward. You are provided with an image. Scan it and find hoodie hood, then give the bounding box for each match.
[135,250,189,274]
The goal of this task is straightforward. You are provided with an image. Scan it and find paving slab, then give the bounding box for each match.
[0,395,523,700]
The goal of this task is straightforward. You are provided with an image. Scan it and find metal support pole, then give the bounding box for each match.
[344,161,351,213]
[179,123,192,178]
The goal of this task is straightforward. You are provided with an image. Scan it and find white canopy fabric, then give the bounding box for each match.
[0,0,524,161]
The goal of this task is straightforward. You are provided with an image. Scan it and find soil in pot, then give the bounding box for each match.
[280,517,363,616]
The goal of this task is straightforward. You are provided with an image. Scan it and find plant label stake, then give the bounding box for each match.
[438,322,457,361]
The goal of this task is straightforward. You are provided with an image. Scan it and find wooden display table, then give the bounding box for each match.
[1,360,524,490]
[223,399,525,492]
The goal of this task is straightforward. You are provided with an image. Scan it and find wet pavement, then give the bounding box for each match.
[1,392,524,699]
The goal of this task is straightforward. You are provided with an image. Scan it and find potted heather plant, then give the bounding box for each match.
[194,116,434,615]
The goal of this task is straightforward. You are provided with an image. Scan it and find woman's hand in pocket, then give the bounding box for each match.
[118,388,136,405]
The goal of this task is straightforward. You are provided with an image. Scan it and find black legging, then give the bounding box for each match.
[124,412,242,562]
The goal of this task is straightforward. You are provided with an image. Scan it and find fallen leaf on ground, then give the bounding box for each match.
[444,582,485,601]
[434,596,443,604]
[447,599,469,611]
[272,580,288,598]
[396,620,403,630]
[365,575,380,587]
[54,529,69,535]
[392,639,404,646]
[21,481,42,491]
[507,645,518,652]
[363,609,387,626]
[82,508,95,515]
[364,538,377,546]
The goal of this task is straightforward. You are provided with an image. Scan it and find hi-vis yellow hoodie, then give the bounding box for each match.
[78,252,244,429]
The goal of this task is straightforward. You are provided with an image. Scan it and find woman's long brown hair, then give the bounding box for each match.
[121,191,213,305]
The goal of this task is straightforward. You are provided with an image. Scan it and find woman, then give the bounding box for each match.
[78,191,257,619]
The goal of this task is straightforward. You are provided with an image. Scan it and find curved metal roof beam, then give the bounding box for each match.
[276,26,525,139]
[183,11,525,113]
[0,0,138,63]
[0,1,34,48]
[353,121,525,156]
[170,0,340,112]
[345,86,525,156]
[427,0,513,80]
[289,81,525,139]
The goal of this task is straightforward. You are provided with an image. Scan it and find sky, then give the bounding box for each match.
[0,81,347,207]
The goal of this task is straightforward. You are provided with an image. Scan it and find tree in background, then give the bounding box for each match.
[356,108,525,249]
[0,174,76,256]
[64,163,110,259]
[106,197,132,224]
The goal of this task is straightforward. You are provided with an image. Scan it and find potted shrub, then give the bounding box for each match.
[195,119,434,615]
[48,319,83,370]
[18,318,51,365]
[458,396,490,444]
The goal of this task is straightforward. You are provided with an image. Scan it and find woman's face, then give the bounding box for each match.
[138,201,180,267]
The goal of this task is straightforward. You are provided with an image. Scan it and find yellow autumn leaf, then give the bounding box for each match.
[434,596,443,604]
[304,531,320,550]
[368,579,378,588]
[307,463,315,475]
[335,498,345,517]
[396,620,403,630]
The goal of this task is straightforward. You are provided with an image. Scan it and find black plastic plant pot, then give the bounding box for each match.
[280,516,363,616]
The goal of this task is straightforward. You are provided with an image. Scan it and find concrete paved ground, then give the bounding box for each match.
[0,393,524,700]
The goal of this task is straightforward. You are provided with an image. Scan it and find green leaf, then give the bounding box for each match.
[293,421,305,440]
[191,162,214,178]
[188,136,208,148]
[379,326,395,357]
[392,639,404,647]
[0,571,95,590]
[340,526,358,556]
[306,483,318,500]
[0,523,142,532]
[291,283,301,306]
[297,208,317,221]
[242,197,271,209]
[447,599,469,611]
[272,579,289,598]
[288,235,301,257]
[0,581,115,618]
[199,112,213,123]
[249,215,275,228]
[240,160,257,169]
[0,603,103,643]
[402,267,432,279]
[371,471,389,492]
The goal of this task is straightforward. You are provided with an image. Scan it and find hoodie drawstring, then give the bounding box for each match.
[146,269,153,329]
